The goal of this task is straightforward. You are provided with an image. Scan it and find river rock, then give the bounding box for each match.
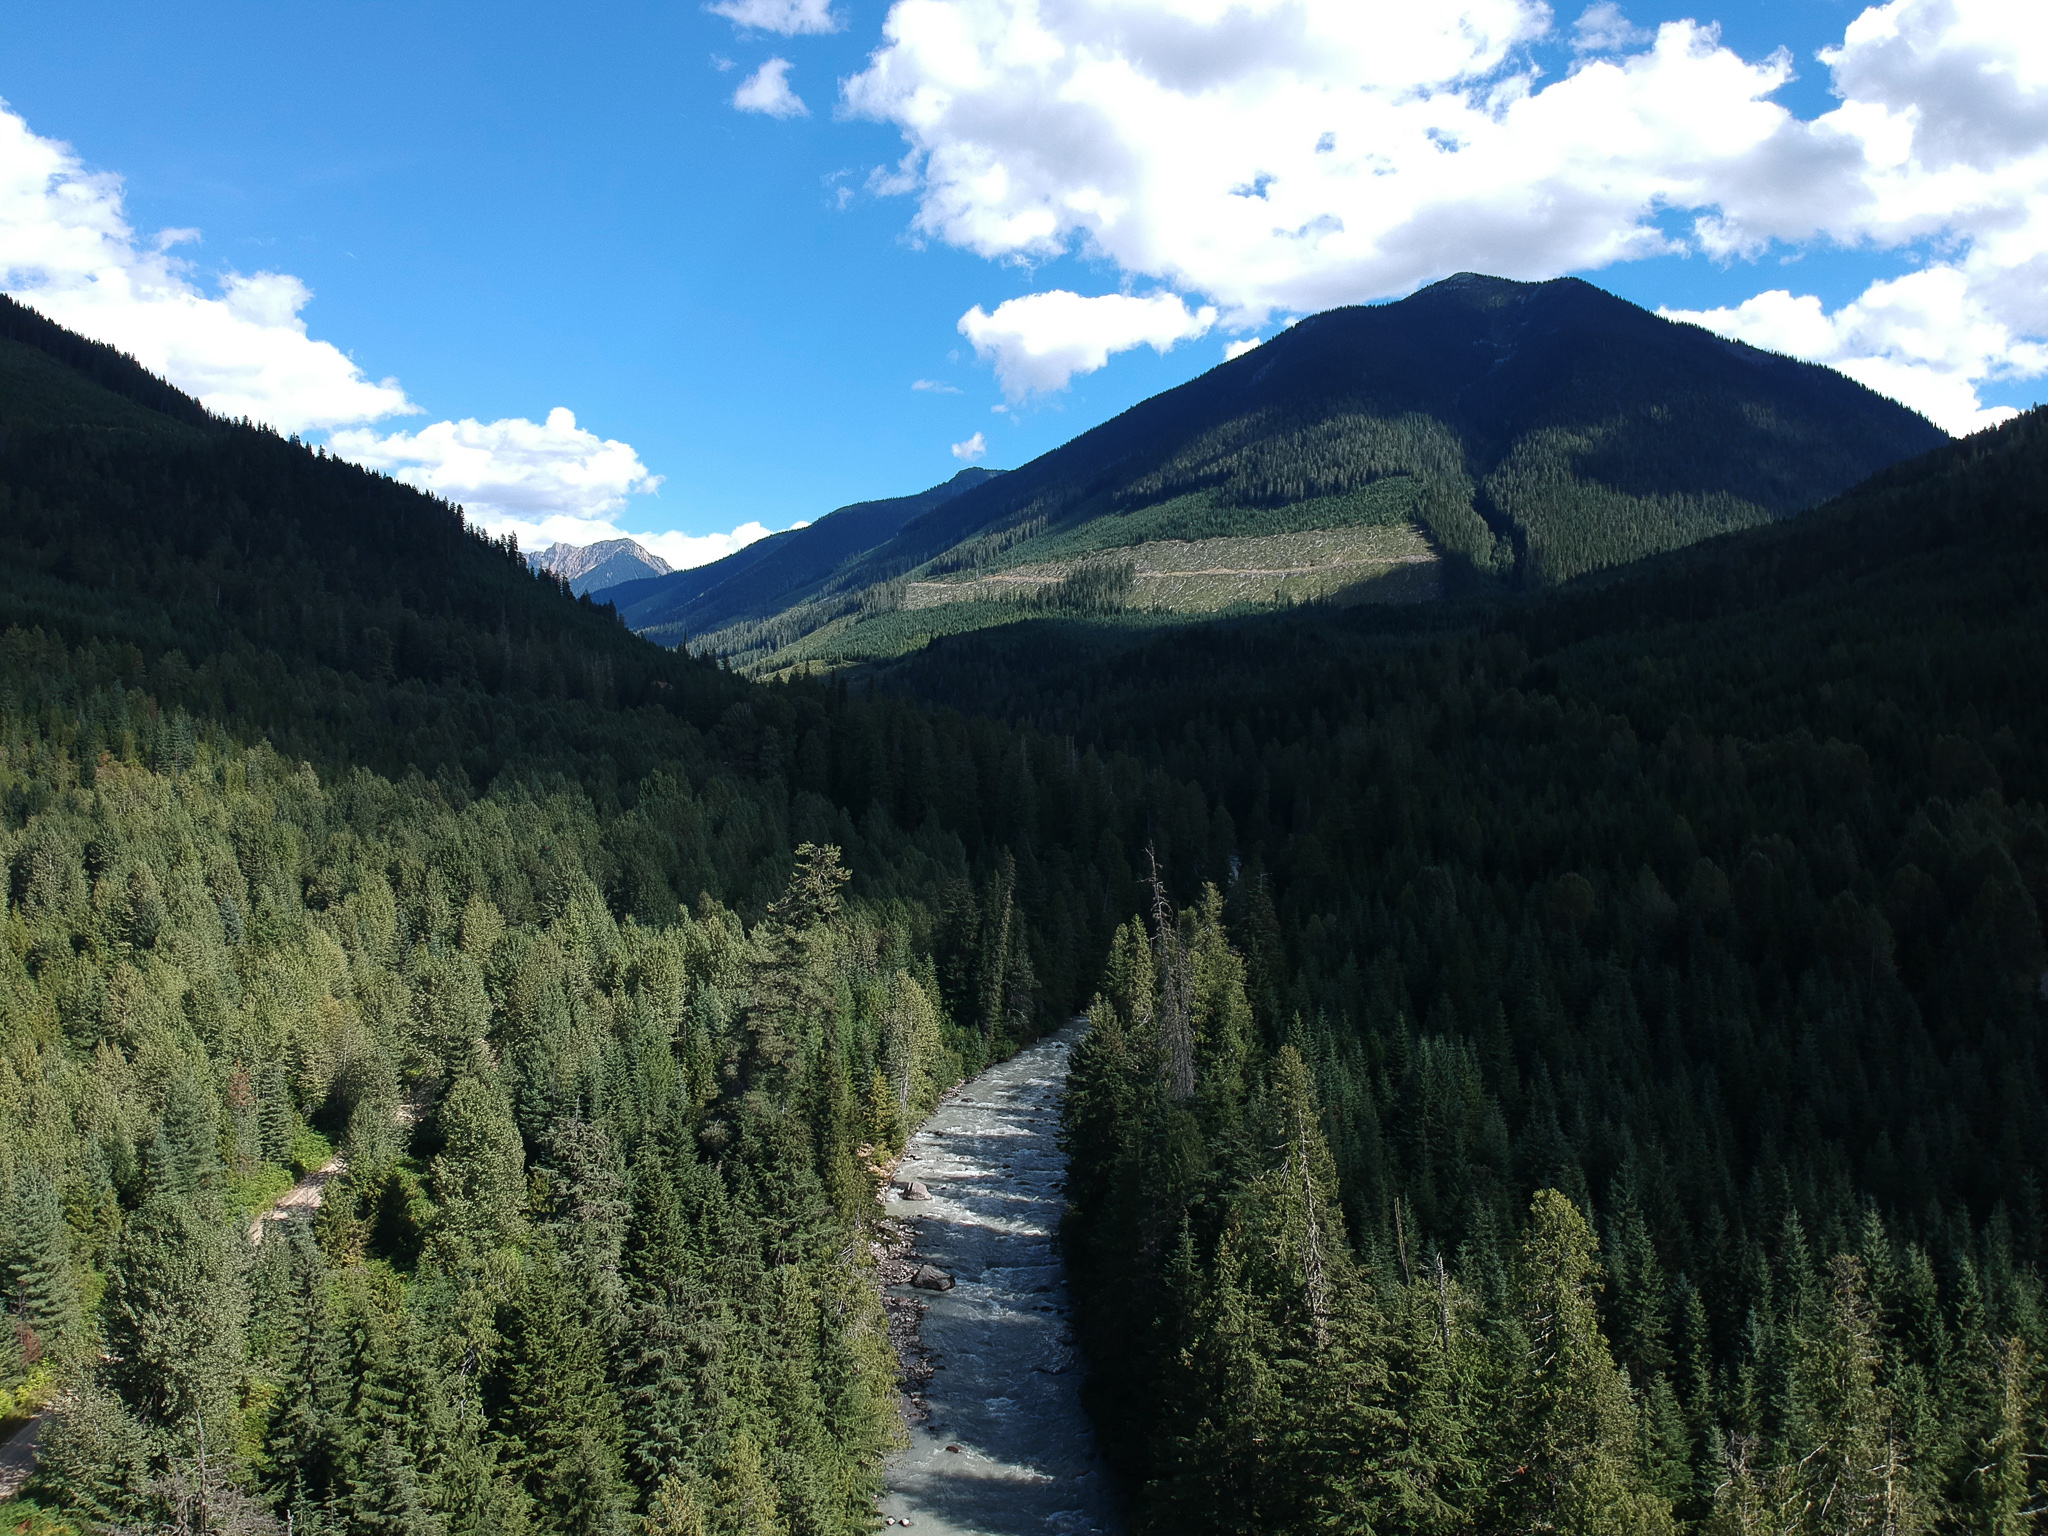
[911,1265,955,1292]
[900,1180,932,1201]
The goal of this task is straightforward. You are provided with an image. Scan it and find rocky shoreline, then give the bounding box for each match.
[872,1210,939,1421]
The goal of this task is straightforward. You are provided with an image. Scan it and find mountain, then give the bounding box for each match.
[678,273,1944,675]
[906,407,2048,1533]
[0,295,1079,1535]
[605,466,999,642]
[528,535,673,595]
[6,279,2048,1536]
[0,292,743,783]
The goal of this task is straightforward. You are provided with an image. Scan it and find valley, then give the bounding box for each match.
[877,1024,1118,1535]
[2,282,2046,1536]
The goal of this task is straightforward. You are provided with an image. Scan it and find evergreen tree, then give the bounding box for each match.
[643,1475,711,1536]
[430,1049,529,1254]
[1495,1189,1678,1536]
[1782,1254,1918,1536]
[358,1427,444,1536]
[701,1429,787,1536]
[148,1068,222,1206]
[1964,1335,2044,1536]
[496,1240,629,1535]
[101,1189,248,1444]
[5,1161,82,1363]
[263,1228,349,1519]
[437,1413,533,1536]
[31,1385,155,1526]
[1379,1253,1487,1533]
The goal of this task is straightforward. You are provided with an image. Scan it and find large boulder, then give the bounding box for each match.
[911,1265,955,1292]
[899,1180,932,1201]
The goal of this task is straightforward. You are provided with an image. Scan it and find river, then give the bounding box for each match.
[877,1022,1123,1535]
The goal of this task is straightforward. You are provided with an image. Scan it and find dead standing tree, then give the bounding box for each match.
[1291,1100,1332,1350]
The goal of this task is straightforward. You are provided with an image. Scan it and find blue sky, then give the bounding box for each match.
[3,0,2042,566]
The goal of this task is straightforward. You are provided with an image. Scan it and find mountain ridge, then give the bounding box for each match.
[0,293,742,784]
[529,536,674,595]
[659,273,1945,673]
[611,465,1000,642]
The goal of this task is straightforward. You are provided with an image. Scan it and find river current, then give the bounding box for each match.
[878,1023,1123,1535]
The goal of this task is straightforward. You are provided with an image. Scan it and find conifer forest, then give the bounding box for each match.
[1,292,2047,1536]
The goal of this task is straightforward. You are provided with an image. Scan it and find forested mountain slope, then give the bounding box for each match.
[902,411,2048,1531]
[0,304,1151,1535]
[3,296,2044,1536]
[682,274,1943,675]
[0,296,753,792]
[606,467,998,645]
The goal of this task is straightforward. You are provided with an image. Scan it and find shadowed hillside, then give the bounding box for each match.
[0,296,747,788]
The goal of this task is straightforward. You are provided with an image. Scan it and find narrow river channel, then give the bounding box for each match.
[878,1023,1123,1535]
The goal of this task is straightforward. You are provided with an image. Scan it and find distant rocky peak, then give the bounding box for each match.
[529,537,674,596]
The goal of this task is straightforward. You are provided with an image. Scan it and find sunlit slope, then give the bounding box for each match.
[610,467,1000,641]
[676,273,1944,674]
[890,407,2048,736]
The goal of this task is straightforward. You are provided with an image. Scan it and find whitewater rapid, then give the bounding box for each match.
[878,1024,1122,1535]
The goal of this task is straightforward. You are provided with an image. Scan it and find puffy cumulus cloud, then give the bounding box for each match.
[1665,0,2048,431]
[0,102,415,434]
[959,290,1216,398]
[1224,336,1262,360]
[1662,265,2048,434]
[633,522,783,571]
[951,430,989,460]
[846,0,2048,423]
[331,407,662,524]
[735,58,809,118]
[1,100,685,527]
[844,0,1772,317]
[709,0,842,34]
[333,409,779,573]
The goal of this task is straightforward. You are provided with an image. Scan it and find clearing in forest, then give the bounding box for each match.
[903,523,1440,613]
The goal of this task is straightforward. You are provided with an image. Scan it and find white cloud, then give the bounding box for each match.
[912,377,963,392]
[959,290,1217,398]
[333,408,782,573]
[708,0,842,34]
[331,407,662,522]
[950,430,989,460]
[1573,3,1651,53]
[1224,336,1262,360]
[734,58,809,118]
[1662,264,2048,433]
[633,522,784,571]
[844,0,2048,421]
[0,101,415,433]
[0,100,698,532]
